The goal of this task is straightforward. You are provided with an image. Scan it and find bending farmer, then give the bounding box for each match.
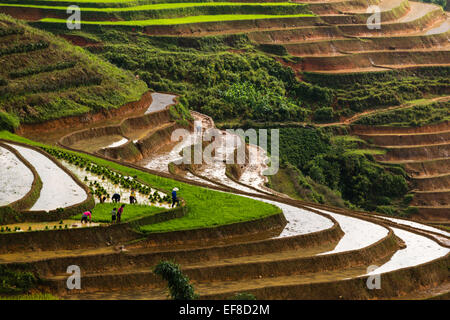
[172,187,180,208]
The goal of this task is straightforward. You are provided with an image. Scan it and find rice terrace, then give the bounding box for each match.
[0,0,448,307]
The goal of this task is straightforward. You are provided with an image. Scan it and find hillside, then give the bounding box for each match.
[0,14,148,131]
[0,0,448,219]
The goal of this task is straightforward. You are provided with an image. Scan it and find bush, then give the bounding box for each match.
[0,266,37,294]
[313,107,335,123]
[154,261,197,300]
[0,111,20,132]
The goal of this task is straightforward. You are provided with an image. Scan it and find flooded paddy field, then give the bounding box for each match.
[0,146,34,206]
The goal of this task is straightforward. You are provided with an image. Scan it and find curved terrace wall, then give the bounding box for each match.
[284,32,450,56]
[16,215,343,278]
[375,143,450,162]
[16,91,153,135]
[404,158,450,177]
[300,50,450,71]
[0,140,96,223]
[59,106,179,163]
[351,121,450,135]
[340,8,445,37]
[143,16,322,36]
[0,142,42,224]
[413,174,450,191]
[0,206,186,254]
[200,253,449,299]
[358,130,450,147]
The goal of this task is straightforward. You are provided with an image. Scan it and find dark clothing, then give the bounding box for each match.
[171,190,179,207]
[112,194,121,203]
[172,199,180,208]
[81,216,88,224]
[129,196,136,204]
[111,210,117,223]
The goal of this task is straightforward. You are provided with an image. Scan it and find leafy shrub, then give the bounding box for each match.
[154,261,197,300]
[376,205,397,215]
[0,266,37,294]
[313,107,335,123]
[0,111,20,132]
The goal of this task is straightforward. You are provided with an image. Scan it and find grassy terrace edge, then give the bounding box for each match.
[39,13,315,26]
[0,2,308,12]
[0,131,282,233]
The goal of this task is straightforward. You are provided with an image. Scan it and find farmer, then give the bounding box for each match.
[81,210,92,224]
[172,187,180,208]
[117,204,125,223]
[112,193,121,203]
[111,208,117,224]
[130,189,137,204]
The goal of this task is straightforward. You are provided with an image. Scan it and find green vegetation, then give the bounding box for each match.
[355,100,450,127]
[41,13,314,26]
[268,128,409,213]
[154,261,197,300]
[0,2,312,21]
[0,14,147,128]
[71,203,165,222]
[304,67,449,120]
[94,31,331,123]
[0,293,59,300]
[0,265,37,295]
[0,131,281,232]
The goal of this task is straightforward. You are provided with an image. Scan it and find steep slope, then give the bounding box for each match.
[0,14,148,132]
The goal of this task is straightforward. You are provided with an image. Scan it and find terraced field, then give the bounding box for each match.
[0,132,448,300]
[352,120,450,222]
[2,0,448,73]
[0,0,449,301]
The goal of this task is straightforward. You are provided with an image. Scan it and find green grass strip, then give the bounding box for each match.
[71,203,166,223]
[40,14,315,26]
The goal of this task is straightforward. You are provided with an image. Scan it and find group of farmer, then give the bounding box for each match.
[111,189,136,205]
[80,187,181,225]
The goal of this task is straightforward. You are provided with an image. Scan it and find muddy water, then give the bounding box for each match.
[6,143,87,212]
[145,93,176,114]
[141,130,202,173]
[0,146,34,206]
[0,219,100,235]
[377,215,450,237]
[61,161,169,208]
[239,144,269,190]
[311,208,389,254]
[311,209,449,275]
[103,138,129,149]
[71,134,127,153]
[257,198,334,238]
[365,227,449,275]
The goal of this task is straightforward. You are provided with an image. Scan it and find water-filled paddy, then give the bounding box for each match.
[6,143,87,212]
[0,146,34,206]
